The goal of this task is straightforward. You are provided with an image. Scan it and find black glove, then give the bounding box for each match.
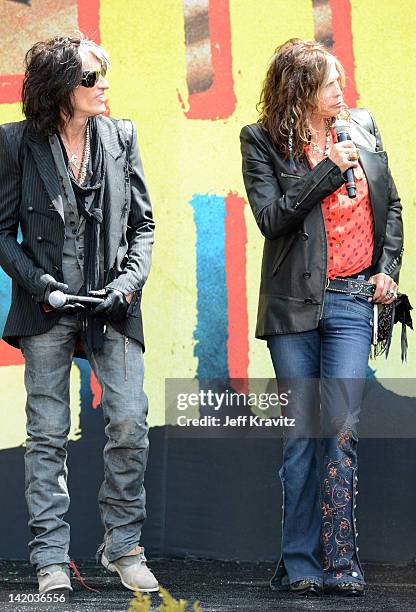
[38,274,86,314]
[38,274,69,304]
[54,302,86,314]
[93,289,129,322]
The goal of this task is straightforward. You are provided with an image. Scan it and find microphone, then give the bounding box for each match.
[333,119,356,199]
[48,290,104,309]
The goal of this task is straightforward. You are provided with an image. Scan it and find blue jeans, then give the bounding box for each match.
[267,291,373,588]
[20,316,149,571]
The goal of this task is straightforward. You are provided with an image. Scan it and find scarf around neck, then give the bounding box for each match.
[59,117,107,351]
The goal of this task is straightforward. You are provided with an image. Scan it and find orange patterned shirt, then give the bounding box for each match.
[305,129,374,279]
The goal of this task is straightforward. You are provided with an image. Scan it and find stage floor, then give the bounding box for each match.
[1,559,416,611]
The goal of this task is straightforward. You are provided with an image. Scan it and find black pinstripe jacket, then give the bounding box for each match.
[0,115,154,349]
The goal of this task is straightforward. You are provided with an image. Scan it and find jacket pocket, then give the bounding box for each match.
[266,292,309,302]
[272,234,297,275]
[127,289,142,318]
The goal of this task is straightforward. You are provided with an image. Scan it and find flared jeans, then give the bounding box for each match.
[267,290,374,588]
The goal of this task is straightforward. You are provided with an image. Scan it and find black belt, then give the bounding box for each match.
[326,277,375,297]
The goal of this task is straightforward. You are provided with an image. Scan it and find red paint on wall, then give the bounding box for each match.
[329,0,359,107]
[90,371,102,408]
[77,0,101,42]
[225,193,248,393]
[0,0,101,104]
[183,0,236,120]
[0,75,24,105]
[0,340,24,366]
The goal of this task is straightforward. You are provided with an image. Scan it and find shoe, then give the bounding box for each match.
[37,563,72,594]
[290,579,323,596]
[325,581,365,596]
[101,545,159,592]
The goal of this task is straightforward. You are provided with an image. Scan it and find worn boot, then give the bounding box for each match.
[101,545,159,592]
[37,563,72,594]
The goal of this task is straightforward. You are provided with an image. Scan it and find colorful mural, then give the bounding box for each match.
[0,0,415,454]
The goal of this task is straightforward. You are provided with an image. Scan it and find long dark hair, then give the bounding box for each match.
[22,36,83,136]
[257,38,345,159]
[22,35,109,137]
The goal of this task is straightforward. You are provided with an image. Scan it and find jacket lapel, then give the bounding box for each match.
[96,117,126,273]
[96,115,123,160]
[352,124,389,259]
[350,120,377,151]
[26,135,64,222]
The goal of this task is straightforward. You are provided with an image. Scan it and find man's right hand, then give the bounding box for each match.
[38,275,85,313]
[38,274,69,304]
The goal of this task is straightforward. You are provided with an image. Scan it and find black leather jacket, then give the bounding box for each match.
[240,108,403,338]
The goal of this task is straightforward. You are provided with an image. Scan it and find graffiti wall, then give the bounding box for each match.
[0,0,414,450]
[0,0,415,561]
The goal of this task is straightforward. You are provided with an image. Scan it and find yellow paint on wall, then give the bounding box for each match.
[0,103,23,124]
[0,364,82,451]
[351,0,416,380]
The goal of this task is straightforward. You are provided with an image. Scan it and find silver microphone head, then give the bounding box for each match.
[333,119,350,136]
[48,290,67,308]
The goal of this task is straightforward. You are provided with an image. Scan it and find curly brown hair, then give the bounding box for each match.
[257,38,345,159]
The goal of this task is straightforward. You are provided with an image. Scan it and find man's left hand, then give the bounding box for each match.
[93,289,129,321]
[368,273,398,304]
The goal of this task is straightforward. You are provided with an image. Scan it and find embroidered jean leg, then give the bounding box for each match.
[87,326,149,562]
[319,292,372,586]
[321,431,364,586]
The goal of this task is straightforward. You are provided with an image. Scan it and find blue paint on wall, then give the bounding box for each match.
[191,194,228,380]
[0,228,21,336]
[0,269,11,337]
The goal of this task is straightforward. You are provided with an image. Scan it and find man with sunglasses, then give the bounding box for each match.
[0,36,158,595]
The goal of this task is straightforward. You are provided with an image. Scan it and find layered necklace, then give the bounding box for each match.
[309,119,332,158]
[311,130,331,157]
[61,121,91,185]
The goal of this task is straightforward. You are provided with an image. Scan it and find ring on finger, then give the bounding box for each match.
[386,289,397,300]
[348,150,359,161]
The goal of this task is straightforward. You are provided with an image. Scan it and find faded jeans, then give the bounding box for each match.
[20,316,149,571]
[267,290,374,588]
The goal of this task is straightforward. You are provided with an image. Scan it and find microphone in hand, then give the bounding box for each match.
[48,290,104,311]
[38,274,69,303]
[333,119,357,198]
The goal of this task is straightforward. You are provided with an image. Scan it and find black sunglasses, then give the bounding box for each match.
[80,66,107,88]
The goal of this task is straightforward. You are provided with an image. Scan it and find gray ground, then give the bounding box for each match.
[1,560,416,611]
